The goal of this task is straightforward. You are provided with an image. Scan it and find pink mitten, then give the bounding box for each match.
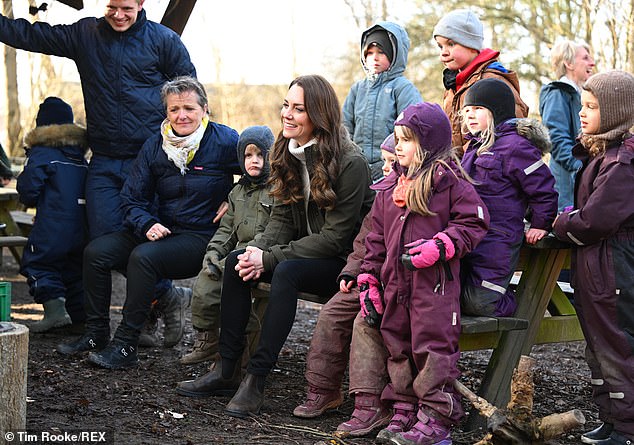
[402,232,455,270]
[433,232,455,260]
[357,273,384,327]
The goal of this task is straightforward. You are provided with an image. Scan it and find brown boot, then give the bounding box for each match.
[292,386,343,418]
[175,357,240,398]
[180,329,219,365]
[225,373,265,418]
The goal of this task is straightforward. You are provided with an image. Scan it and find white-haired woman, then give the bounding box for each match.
[539,40,595,212]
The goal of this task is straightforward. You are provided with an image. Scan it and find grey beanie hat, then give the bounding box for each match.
[433,9,484,51]
[583,70,634,141]
[237,125,275,180]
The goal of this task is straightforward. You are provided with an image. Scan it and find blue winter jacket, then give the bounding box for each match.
[342,21,422,180]
[121,122,240,240]
[0,10,196,158]
[539,81,583,173]
[17,123,89,262]
[539,81,583,211]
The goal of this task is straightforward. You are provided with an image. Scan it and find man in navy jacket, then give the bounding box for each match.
[0,0,197,346]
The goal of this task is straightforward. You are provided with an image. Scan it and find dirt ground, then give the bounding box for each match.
[2,251,599,445]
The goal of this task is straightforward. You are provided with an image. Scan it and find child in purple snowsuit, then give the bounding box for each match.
[553,70,634,445]
[359,102,489,444]
[460,78,558,317]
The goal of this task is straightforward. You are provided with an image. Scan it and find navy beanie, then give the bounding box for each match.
[36,97,74,127]
[237,125,275,181]
[463,78,516,126]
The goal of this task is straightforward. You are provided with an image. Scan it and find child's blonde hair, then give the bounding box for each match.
[460,107,496,155]
[399,125,468,216]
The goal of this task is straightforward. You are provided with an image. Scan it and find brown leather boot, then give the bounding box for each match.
[175,357,240,398]
[293,386,343,418]
[180,329,219,365]
[225,373,265,418]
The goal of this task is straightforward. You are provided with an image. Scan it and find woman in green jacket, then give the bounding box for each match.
[176,75,374,417]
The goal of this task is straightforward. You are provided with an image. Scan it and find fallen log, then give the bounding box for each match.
[454,355,585,444]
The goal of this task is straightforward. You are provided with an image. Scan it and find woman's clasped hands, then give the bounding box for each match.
[235,246,265,281]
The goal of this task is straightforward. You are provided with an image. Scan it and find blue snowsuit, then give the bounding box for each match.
[17,123,89,323]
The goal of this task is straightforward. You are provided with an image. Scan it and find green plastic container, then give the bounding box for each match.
[0,281,11,322]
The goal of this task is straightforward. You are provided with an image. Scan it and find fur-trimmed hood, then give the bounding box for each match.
[24,124,88,151]
[497,118,552,155]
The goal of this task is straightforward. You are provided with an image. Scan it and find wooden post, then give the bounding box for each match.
[0,323,29,432]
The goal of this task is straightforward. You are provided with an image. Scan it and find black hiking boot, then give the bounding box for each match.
[87,340,138,370]
[583,423,614,444]
[56,332,108,356]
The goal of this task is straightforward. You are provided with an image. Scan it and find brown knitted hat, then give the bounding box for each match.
[583,70,634,141]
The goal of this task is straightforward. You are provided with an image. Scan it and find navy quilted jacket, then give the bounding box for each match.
[0,10,196,158]
[121,122,240,240]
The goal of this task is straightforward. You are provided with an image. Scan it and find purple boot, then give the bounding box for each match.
[390,409,452,445]
[375,402,417,444]
[336,392,391,437]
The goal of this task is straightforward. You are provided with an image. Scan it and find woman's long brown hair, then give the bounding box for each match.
[268,75,344,210]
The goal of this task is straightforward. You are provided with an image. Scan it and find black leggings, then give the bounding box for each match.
[219,249,345,376]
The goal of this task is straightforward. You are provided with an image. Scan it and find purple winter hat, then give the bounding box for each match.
[380,133,396,154]
[394,102,452,154]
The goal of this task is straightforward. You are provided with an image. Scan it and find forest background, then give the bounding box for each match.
[1,0,633,157]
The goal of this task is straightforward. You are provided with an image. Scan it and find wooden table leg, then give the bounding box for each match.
[476,248,569,410]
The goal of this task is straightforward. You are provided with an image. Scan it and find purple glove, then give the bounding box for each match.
[402,232,455,270]
[357,273,383,327]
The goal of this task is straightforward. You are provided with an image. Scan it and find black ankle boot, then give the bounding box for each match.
[56,332,108,356]
[87,340,138,369]
[176,357,241,397]
[225,373,265,418]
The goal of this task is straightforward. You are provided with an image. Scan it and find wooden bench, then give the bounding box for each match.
[0,219,28,266]
[0,189,25,263]
[0,236,28,247]
[252,282,529,341]
[250,234,577,412]
[9,210,34,235]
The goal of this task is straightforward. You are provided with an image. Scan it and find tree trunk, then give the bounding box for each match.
[0,322,29,432]
[2,0,21,157]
